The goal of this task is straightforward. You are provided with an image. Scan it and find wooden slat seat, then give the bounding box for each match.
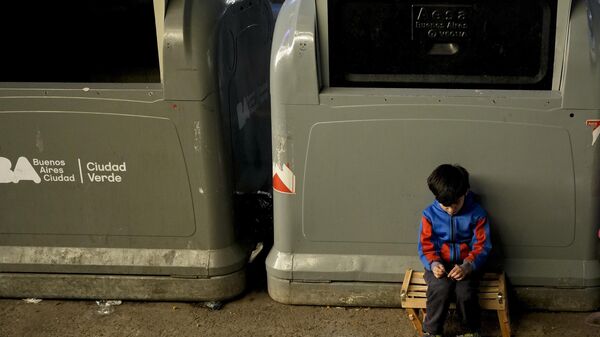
[400,269,511,337]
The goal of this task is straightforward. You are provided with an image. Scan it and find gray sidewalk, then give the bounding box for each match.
[1,289,599,337]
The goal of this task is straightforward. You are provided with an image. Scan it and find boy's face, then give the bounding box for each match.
[438,194,465,216]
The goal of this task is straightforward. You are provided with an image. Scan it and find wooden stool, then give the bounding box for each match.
[400,269,511,337]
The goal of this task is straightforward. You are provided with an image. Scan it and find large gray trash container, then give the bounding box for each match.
[0,0,272,301]
[266,0,600,310]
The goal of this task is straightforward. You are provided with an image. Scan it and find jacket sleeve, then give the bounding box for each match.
[418,215,440,271]
[465,215,492,270]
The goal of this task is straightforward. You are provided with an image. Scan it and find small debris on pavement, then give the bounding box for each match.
[203,301,223,311]
[96,300,122,315]
[22,298,43,304]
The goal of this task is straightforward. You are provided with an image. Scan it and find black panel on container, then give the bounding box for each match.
[328,0,557,89]
[0,0,160,83]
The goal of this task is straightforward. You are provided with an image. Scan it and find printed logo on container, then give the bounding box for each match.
[273,163,295,194]
[235,82,269,130]
[412,4,472,41]
[586,120,600,146]
[0,156,127,184]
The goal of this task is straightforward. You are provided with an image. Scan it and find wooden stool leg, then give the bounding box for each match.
[406,308,424,335]
[497,309,511,337]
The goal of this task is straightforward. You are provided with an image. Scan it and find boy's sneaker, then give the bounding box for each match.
[456,333,481,337]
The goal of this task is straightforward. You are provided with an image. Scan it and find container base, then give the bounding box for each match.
[267,274,600,311]
[0,270,245,302]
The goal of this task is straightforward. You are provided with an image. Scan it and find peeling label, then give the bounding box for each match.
[273,163,296,194]
[193,121,202,152]
[586,120,600,146]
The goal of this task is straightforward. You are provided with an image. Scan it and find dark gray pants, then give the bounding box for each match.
[423,269,481,335]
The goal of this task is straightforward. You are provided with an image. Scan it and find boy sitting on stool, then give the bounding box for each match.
[418,164,492,337]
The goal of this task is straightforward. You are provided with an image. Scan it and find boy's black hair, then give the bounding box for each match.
[427,164,470,206]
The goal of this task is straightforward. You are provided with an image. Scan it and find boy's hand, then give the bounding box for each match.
[431,262,446,279]
[448,264,464,280]
[448,262,472,281]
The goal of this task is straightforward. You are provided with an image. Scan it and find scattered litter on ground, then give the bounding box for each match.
[96,300,122,315]
[203,301,223,311]
[22,298,43,304]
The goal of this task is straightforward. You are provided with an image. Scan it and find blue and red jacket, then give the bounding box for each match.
[418,192,492,271]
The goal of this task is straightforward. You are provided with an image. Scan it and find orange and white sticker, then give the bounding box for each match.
[273,163,296,194]
[586,120,600,146]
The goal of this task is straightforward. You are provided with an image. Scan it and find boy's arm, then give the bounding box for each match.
[465,215,492,270]
[418,215,441,271]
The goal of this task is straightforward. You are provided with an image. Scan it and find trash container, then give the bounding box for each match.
[266,0,600,310]
[0,0,273,301]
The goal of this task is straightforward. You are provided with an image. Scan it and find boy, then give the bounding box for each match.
[418,164,492,337]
